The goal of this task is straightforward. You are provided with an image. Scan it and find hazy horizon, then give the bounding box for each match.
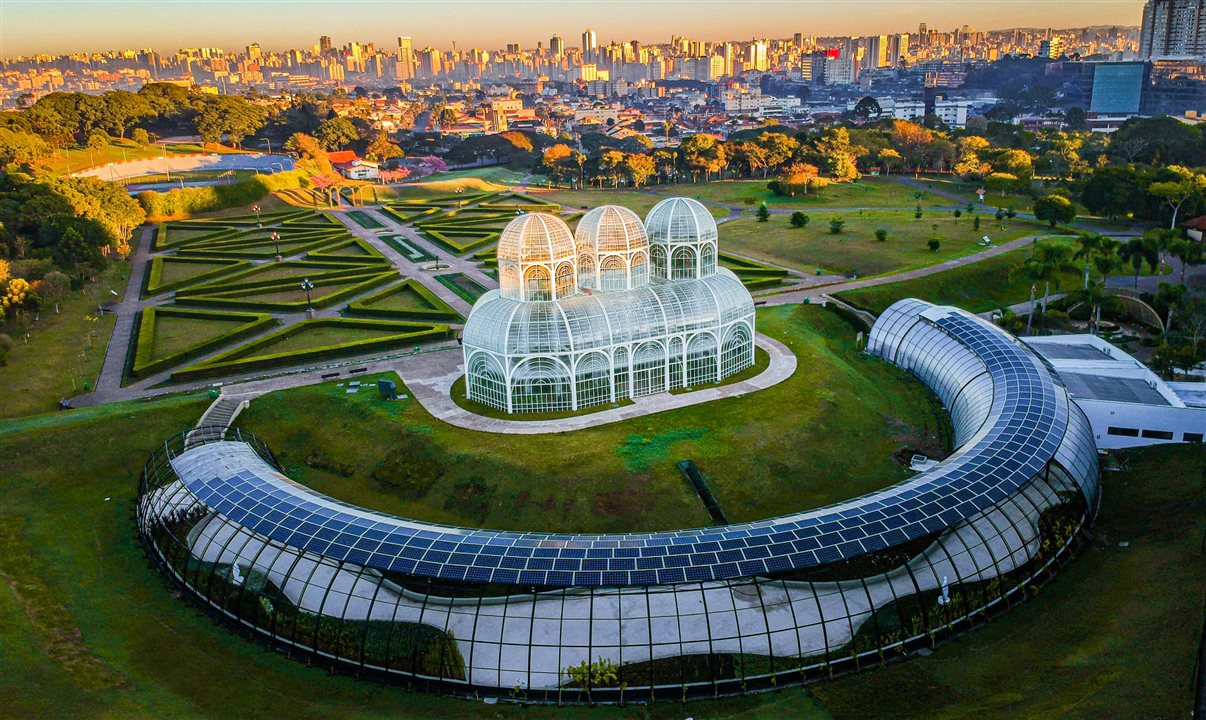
[0,0,1146,57]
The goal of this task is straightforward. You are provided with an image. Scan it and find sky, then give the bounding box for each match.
[0,0,1149,57]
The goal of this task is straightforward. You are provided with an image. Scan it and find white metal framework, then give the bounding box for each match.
[463,200,755,413]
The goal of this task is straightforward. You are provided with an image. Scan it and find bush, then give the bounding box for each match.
[829,218,846,234]
[928,238,942,252]
[953,209,963,219]
[914,205,923,219]
[875,229,888,242]
[790,211,809,228]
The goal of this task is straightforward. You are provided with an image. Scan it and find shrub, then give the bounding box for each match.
[790,211,809,228]
[927,237,942,252]
[974,216,981,231]
[953,209,963,219]
[829,218,846,234]
[875,229,888,242]
[914,205,923,219]
[756,203,770,222]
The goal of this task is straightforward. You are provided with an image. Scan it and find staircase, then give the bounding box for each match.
[185,392,256,449]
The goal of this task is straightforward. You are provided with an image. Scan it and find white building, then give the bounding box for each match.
[1023,334,1205,449]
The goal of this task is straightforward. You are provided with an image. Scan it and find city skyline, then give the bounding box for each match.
[1,0,1148,57]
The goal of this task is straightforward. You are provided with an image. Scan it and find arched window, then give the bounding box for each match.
[700,243,717,277]
[511,357,572,413]
[612,347,629,399]
[524,265,551,302]
[578,253,596,290]
[467,353,508,410]
[600,255,626,292]
[668,337,684,389]
[555,261,576,299]
[574,352,611,409]
[671,247,697,280]
[721,323,753,377]
[632,341,666,397]
[630,251,649,287]
[651,245,668,280]
[500,264,520,299]
[686,333,718,386]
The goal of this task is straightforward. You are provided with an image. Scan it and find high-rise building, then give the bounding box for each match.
[1140,0,1206,60]
[746,40,768,72]
[550,35,564,56]
[582,28,597,57]
[863,35,888,69]
[319,35,333,54]
[1090,62,1151,115]
[1039,37,1065,58]
[396,37,415,80]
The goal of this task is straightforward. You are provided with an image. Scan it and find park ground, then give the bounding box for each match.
[0,393,1200,720]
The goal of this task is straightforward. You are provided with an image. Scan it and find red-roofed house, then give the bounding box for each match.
[326,150,379,180]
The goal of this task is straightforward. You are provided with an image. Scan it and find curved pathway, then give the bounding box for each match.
[396,333,796,435]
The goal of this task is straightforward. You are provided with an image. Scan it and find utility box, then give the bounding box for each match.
[377,379,398,400]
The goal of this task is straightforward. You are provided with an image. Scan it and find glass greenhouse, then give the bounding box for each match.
[461,199,756,413]
[136,299,1101,703]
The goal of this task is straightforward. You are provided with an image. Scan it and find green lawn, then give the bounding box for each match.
[235,305,949,533]
[0,264,125,418]
[434,272,489,304]
[529,189,729,218]
[258,324,412,354]
[654,178,950,209]
[719,212,1054,278]
[145,313,249,360]
[836,238,1081,314]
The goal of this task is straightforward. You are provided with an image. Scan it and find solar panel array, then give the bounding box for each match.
[170,302,1081,590]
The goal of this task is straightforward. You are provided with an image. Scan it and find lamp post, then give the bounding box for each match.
[271,231,281,261]
[301,277,315,317]
[252,204,261,226]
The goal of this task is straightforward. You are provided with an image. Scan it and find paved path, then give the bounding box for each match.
[372,332,795,435]
[93,224,157,394]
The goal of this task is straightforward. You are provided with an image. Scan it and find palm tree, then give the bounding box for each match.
[1118,236,1159,289]
[1072,233,1113,289]
[1068,280,1120,335]
[1169,238,1205,286]
[1013,241,1076,333]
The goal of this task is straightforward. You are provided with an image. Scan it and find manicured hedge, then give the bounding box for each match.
[382,205,441,224]
[184,261,387,294]
[419,228,499,255]
[130,306,278,379]
[142,256,250,297]
[138,171,305,219]
[172,318,453,381]
[174,271,397,312]
[345,279,462,322]
[305,237,389,264]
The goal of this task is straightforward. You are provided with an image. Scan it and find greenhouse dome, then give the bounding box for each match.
[644,197,719,280]
[462,206,755,414]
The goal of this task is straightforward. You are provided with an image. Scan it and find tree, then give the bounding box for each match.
[853,96,883,122]
[875,229,888,242]
[879,148,903,175]
[284,132,333,176]
[315,117,359,150]
[0,128,50,166]
[39,270,70,313]
[99,90,152,138]
[888,119,934,171]
[815,128,860,182]
[1148,167,1206,229]
[86,129,110,151]
[829,218,845,234]
[365,131,404,163]
[756,204,770,222]
[1016,241,1076,314]
[756,132,799,174]
[51,226,104,279]
[993,149,1034,179]
[1119,236,1159,288]
[1068,280,1119,335]
[194,95,266,147]
[776,162,826,196]
[623,153,655,189]
[1169,238,1205,286]
[1033,194,1076,228]
[541,143,572,183]
[928,238,941,252]
[790,211,809,228]
[1072,232,1119,289]
[130,128,150,146]
[1080,166,1141,219]
[985,172,1020,197]
[678,133,726,182]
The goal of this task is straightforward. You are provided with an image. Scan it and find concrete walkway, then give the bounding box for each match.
[394,333,796,435]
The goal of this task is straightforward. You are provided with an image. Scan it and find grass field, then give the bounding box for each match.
[0,348,1201,719]
[654,178,950,209]
[144,313,248,360]
[834,237,1085,315]
[530,189,730,218]
[0,265,125,418]
[235,305,949,533]
[719,212,1054,277]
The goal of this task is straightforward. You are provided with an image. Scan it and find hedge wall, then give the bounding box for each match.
[174,271,398,312]
[143,256,250,297]
[172,318,453,381]
[130,307,278,379]
[345,279,462,322]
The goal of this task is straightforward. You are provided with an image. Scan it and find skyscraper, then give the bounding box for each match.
[319,35,332,54]
[550,35,564,56]
[396,36,415,80]
[1140,0,1206,60]
[581,28,597,57]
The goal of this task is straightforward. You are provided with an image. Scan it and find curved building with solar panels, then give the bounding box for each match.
[460,200,756,414]
[136,299,1100,702]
